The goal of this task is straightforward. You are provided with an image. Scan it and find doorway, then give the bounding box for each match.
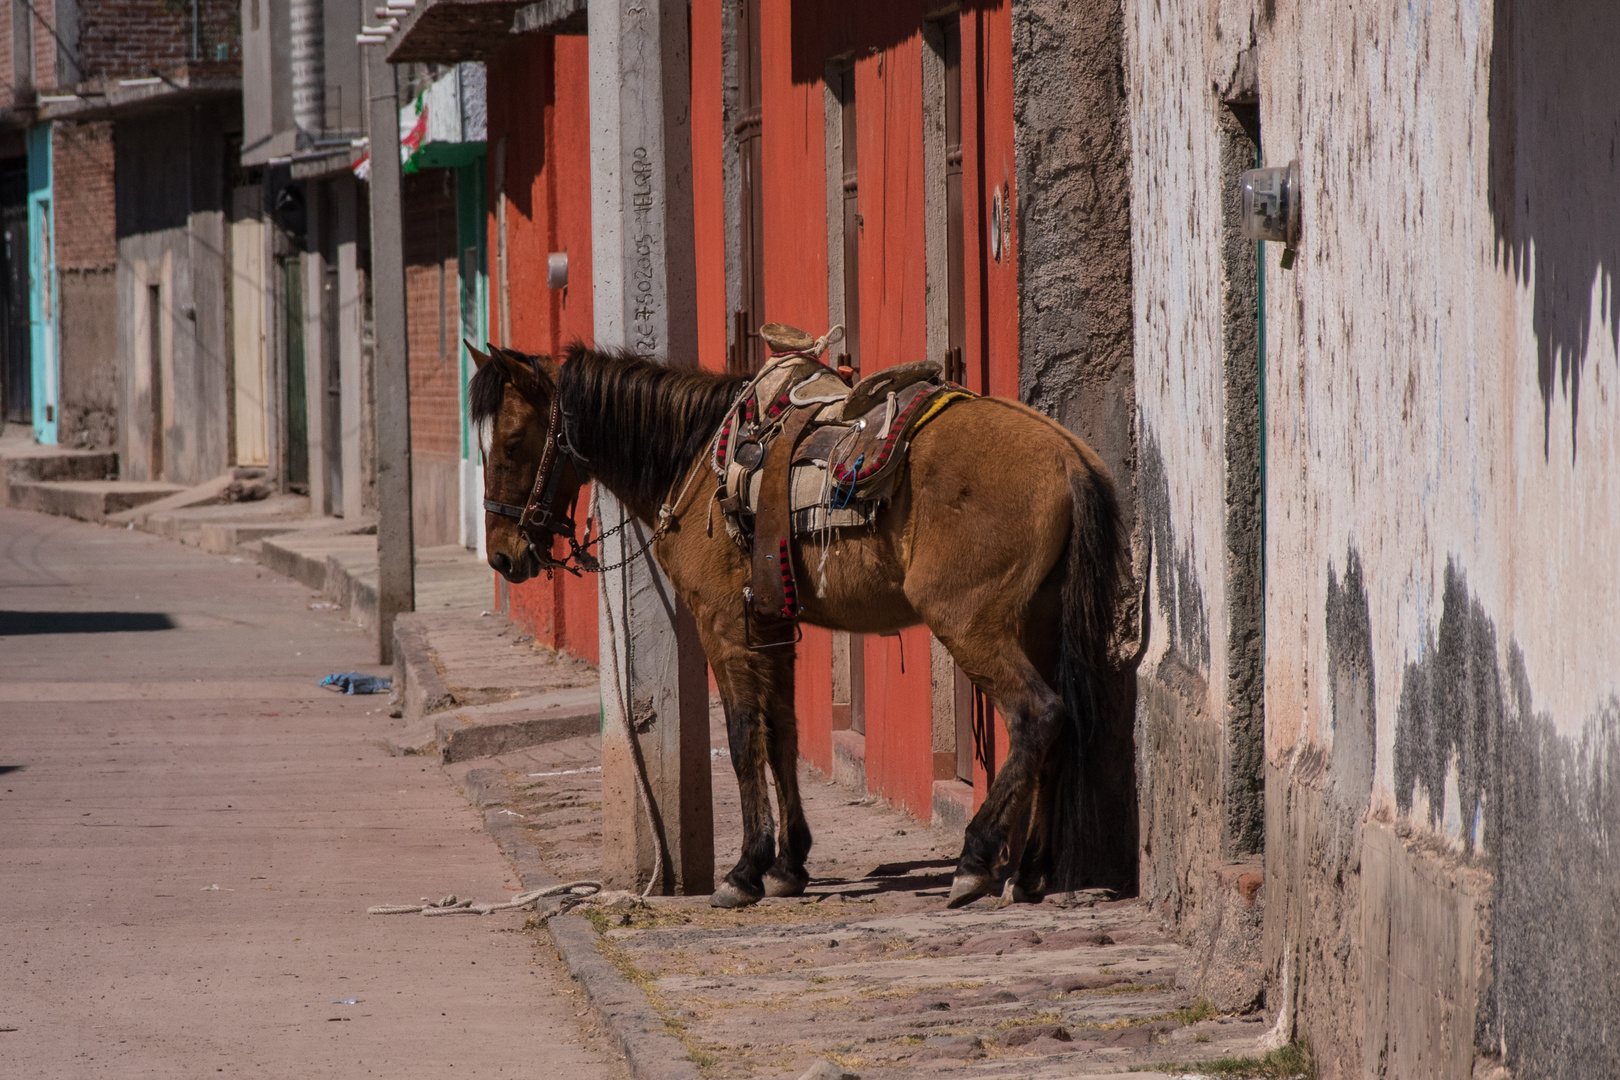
[0,158,28,426]
[281,254,309,491]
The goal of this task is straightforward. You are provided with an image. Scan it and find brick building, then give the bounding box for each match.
[0,0,241,470]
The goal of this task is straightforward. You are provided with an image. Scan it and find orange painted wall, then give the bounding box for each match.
[486,32,600,665]
[849,27,936,821]
[476,2,1020,818]
[757,0,839,781]
[691,0,729,373]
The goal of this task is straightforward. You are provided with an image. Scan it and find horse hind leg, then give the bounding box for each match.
[1010,751,1061,900]
[943,645,1067,909]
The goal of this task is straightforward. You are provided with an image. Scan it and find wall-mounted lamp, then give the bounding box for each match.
[1239,159,1301,268]
[546,252,568,290]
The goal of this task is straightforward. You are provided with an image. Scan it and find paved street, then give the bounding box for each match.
[0,507,616,1078]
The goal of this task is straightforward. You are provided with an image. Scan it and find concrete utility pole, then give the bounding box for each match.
[366,45,415,664]
[588,0,714,895]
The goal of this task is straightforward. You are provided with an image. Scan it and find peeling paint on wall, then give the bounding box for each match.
[1326,548,1376,819]
[1391,562,1620,1077]
[1140,432,1211,672]
[1394,560,1501,853]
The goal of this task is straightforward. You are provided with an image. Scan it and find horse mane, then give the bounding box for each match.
[558,343,748,509]
[467,341,748,510]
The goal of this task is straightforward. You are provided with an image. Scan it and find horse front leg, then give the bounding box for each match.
[710,685,777,908]
[763,692,812,897]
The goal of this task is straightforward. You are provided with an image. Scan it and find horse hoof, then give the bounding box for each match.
[946,874,995,909]
[710,881,763,909]
[999,879,1041,907]
[762,870,808,898]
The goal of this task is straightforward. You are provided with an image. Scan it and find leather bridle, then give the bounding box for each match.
[482,391,599,576]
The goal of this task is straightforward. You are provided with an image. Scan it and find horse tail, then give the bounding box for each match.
[1046,452,1127,893]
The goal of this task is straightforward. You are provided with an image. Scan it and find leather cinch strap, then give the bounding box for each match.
[749,406,820,623]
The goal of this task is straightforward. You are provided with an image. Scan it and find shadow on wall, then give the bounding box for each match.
[1489,0,1620,460]
[1391,558,1620,1075]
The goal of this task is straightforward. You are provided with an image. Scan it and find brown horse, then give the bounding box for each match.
[468,342,1124,909]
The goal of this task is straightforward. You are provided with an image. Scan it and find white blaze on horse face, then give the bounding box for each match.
[477,416,494,461]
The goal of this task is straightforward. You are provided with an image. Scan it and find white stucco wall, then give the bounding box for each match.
[1131,0,1619,852]
[1128,0,1620,1073]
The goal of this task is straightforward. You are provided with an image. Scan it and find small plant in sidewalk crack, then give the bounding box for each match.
[1139,1037,1314,1079]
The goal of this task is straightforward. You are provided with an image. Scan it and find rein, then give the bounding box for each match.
[483,382,708,578]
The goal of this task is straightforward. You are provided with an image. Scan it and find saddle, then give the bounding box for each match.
[711,324,974,629]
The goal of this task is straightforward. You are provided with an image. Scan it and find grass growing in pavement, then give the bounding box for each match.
[1169,998,1218,1025]
[1142,1039,1314,1079]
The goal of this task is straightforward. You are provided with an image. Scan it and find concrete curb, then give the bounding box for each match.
[9,479,183,521]
[549,915,703,1080]
[451,762,699,1080]
[392,618,458,716]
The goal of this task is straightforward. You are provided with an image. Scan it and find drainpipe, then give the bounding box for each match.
[290,0,325,148]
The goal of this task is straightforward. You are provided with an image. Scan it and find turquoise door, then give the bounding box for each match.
[26,124,55,445]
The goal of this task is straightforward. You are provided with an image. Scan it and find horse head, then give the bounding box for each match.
[466,343,586,583]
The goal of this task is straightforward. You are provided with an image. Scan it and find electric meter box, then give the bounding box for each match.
[1239,159,1301,247]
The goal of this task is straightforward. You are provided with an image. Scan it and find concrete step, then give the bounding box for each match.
[9,479,184,521]
[433,685,602,763]
[386,610,601,759]
[0,436,118,505]
[261,529,487,631]
[105,473,234,527]
[143,494,316,553]
[259,527,376,592]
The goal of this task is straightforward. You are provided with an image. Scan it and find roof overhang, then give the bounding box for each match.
[385,0,526,64]
[378,0,583,64]
[37,69,241,123]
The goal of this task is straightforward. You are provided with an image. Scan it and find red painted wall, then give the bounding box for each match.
[758,0,840,783]
[958,5,1020,806]
[486,32,600,665]
[478,2,1020,820]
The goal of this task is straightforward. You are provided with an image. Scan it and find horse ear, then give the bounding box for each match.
[492,346,552,400]
[467,341,493,370]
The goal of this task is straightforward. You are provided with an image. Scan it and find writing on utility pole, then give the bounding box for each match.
[631,147,658,356]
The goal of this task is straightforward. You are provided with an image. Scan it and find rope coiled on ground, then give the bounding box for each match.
[368,880,603,917]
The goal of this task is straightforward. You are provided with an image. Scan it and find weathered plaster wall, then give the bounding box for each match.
[1011,0,1139,892]
[113,106,233,486]
[1126,0,1268,1011]
[1128,0,1620,1076]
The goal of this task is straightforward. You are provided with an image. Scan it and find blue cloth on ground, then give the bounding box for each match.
[320,672,392,695]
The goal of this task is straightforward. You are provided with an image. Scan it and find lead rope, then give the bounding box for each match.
[593,483,669,899]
